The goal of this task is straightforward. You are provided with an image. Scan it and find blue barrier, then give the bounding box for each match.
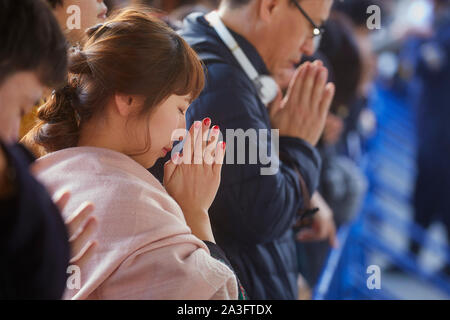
[313,83,450,300]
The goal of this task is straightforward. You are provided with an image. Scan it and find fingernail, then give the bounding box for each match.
[212,125,220,132]
[222,141,226,150]
[194,121,201,128]
[203,117,211,126]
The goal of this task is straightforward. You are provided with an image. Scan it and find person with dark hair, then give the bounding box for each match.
[151,0,336,299]
[330,0,378,160]
[0,0,96,299]
[314,12,366,217]
[30,7,243,299]
[296,13,369,287]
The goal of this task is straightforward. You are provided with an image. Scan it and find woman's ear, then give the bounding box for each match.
[114,93,145,117]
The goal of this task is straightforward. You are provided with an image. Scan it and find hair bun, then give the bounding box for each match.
[68,46,91,75]
[60,84,78,103]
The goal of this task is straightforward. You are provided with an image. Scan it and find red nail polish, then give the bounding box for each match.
[203,118,211,126]
[213,125,220,131]
[222,142,226,150]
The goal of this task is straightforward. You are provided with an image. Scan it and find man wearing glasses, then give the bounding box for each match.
[152,0,335,299]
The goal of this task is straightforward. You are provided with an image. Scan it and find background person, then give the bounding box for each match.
[295,12,368,288]
[411,0,450,275]
[0,0,95,299]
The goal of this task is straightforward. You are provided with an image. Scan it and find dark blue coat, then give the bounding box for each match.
[151,13,321,299]
[414,15,450,223]
[0,143,69,299]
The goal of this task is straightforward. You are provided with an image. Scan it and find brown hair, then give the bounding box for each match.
[32,7,204,153]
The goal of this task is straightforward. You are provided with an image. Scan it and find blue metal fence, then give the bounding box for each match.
[313,83,450,300]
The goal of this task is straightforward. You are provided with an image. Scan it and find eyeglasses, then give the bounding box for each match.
[291,0,325,38]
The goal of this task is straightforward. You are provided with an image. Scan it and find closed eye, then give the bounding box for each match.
[178,107,186,115]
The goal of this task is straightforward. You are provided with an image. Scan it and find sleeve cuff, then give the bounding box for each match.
[279,136,322,197]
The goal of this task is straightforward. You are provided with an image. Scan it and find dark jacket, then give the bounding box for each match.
[151,13,321,299]
[414,14,450,223]
[0,143,69,299]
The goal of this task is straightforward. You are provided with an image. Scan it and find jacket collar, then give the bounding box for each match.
[181,13,270,76]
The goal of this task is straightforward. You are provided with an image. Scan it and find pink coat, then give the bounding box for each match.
[34,146,238,300]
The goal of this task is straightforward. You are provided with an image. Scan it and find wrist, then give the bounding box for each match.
[181,206,209,218]
[182,208,215,242]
